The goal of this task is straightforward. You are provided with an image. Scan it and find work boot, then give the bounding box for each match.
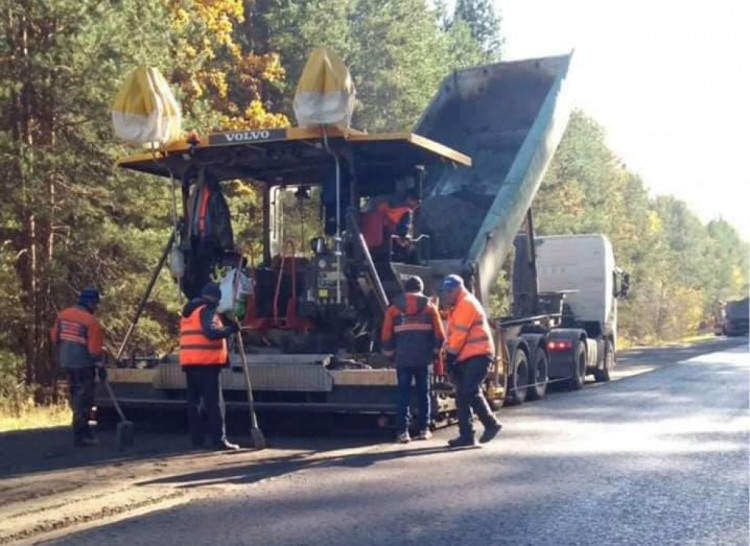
[397,432,411,444]
[447,436,477,448]
[416,429,432,441]
[479,422,502,444]
[74,437,100,447]
[212,439,240,451]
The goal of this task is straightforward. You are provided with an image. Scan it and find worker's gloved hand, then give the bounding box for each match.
[226,321,241,335]
[445,353,457,375]
[97,366,108,382]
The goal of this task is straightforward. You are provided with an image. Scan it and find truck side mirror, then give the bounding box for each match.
[310,237,326,254]
[619,273,631,298]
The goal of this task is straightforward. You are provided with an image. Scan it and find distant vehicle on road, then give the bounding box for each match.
[714,297,749,337]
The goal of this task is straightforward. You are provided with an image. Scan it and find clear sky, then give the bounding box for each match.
[495,0,749,240]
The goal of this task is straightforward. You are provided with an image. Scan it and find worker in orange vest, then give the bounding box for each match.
[50,286,106,447]
[180,282,240,450]
[441,275,502,448]
[374,189,420,263]
[381,277,445,443]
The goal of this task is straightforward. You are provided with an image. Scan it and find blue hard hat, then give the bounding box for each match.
[441,274,463,292]
[78,286,100,305]
[201,282,222,303]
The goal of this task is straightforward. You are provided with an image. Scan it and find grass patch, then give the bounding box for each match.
[619,332,715,350]
[0,403,69,432]
[678,333,716,344]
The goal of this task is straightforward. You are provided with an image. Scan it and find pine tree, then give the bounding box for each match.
[453,0,502,60]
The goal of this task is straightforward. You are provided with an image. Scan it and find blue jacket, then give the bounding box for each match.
[381,293,445,367]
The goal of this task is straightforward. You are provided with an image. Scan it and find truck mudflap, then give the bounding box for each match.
[545,329,585,379]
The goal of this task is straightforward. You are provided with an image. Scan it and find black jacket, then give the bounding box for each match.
[185,181,234,252]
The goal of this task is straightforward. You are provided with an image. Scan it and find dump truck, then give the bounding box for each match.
[98,52,628,425]
[715,298,749,337]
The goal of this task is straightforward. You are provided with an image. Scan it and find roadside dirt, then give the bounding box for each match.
[0,423,386,545]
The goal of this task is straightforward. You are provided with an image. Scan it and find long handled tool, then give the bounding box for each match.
[113,231,175,365]
[234,329,266,449]
[98,232,174,449]
[102,377,135,449]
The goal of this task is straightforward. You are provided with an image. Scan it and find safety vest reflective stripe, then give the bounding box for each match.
[394,322,434,333]
[198,188,210,236]
[180,343,224,350]
[59,320,87,345]
[179,305,228,366]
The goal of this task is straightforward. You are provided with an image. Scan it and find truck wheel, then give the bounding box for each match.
[527,349,548,400]
[507,349,529,406]
[569,342,586,391]
[593,340,614,382]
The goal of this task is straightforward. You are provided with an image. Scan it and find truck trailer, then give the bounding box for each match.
[98,52,628,426]
[715,298,750,337]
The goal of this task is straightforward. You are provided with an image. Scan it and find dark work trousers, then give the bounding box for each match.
[452,355,499,439]
[184,366,227,446]
[66,367,95,441]
[396,366,430,434]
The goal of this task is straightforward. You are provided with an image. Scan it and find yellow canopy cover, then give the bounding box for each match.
[111,67,182,146]
[293,47,355,128]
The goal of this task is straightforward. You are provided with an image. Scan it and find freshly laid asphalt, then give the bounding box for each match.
[48,337,749,546]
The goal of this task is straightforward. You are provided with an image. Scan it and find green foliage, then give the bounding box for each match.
[0,0,188,392]
[451,0,502,60]
[347,0,448,131]
[258,0,497,130]
[537,110,748,342]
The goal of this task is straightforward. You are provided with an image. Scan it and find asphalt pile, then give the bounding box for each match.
[418,194,489,259]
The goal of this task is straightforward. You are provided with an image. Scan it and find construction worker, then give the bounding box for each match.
[373,189,421,263]
[382,276,445,443]
[50,286,105,447]
[441,274,502,447]
[179,282,240,450]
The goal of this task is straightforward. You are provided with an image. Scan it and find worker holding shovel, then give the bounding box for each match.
[179,282,240,451]
[50,286,106,447]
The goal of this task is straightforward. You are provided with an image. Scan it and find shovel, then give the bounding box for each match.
[102,377,135,449]
[234,328,266,449]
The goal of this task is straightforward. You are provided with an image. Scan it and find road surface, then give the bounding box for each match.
[1,338,747,545]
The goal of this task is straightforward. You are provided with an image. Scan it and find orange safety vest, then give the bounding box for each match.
[198,186,211,237]
[377,202,415,229]
[179,305,228,366]
[50,306,103,368]
[445,288,495,363]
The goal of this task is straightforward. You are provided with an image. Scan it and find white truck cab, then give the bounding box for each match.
[535,234,629,381]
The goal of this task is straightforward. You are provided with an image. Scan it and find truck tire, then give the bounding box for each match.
[593,339,614,382]
[527,349,548,400]
[569,342,586,391]
[507,349,529,406]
